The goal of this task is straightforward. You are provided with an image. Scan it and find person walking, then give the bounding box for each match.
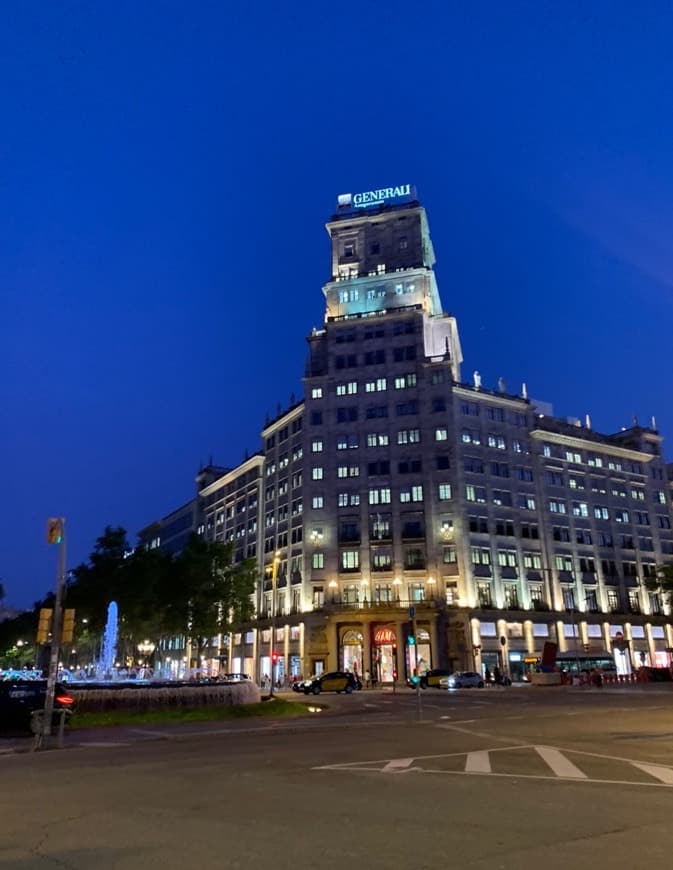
[484,666,492,686]
[364,668,371,689]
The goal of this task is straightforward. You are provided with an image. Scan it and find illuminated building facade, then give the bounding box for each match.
[140,187,673,683]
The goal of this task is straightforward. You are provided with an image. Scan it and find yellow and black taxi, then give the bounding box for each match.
[296,671,361,695]
[408,668,453,689]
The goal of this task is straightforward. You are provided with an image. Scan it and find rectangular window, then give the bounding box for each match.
[438,483,452,501]
[435,428,448,441]
[367,433,389,447]
[397,429,421,444]
[336,381,358,396]
[369,488,391,505]
[394,373,417,389]
[365,378,387,392]
[312,553,324,569]
[341,551,360,571]
[312,496,324,509]
[443,545,457,563]
[472,547,491,565]
[311,439,323,453]
[312,467,324,480]
[396,401,419,416]
[400,485,423,503]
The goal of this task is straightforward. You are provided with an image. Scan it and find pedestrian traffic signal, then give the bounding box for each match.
[271,651,279,663]
[408,635,416,646]
[46,518,63,545]
[37,608,53,644]
[61,609,76,643]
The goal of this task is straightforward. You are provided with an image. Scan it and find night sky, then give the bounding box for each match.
[3,2,673,609]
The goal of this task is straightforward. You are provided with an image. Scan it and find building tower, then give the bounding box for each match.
[300,187,465,682]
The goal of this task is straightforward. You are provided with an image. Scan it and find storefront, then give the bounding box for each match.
[341,629,364,675]
[373,627,397,684]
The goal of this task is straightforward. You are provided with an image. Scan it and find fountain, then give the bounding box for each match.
[96,601,118,681]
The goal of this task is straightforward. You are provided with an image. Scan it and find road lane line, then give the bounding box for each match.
[536,746,587,779]
[630,762,673,784]
[465,751,491,773]
[383,757,414,772]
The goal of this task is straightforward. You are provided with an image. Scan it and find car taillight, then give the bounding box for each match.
[55,694,74,707]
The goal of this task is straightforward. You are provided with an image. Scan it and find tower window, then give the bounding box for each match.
[344,244,354,257]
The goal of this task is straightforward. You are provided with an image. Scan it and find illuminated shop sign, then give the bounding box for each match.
[337,184,415,209]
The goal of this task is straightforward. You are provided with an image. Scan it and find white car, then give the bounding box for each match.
[440,671,485,689]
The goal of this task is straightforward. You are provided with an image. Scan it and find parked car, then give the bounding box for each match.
[440,671,485,689]
[407,668,453,689]
[0,680,75,731]
[222,673,251,682]
[297,672,361,695]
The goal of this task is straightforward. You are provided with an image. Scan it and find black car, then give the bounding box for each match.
[296,672,361,695]
[0,680,75,731]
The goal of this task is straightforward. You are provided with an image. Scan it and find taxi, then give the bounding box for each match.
[407,668,453,689]
[298,671,360,695]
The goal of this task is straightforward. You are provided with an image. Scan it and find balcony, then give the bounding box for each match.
[323,597,438,612]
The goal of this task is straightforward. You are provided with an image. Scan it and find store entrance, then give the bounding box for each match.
[341,629,364,679]
[373,627,397,684]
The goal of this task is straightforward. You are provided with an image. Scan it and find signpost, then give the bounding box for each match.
[42,517,66,743]
[410,606,422,721]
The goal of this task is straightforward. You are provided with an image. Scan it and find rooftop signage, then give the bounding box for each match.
[337,184,415,209]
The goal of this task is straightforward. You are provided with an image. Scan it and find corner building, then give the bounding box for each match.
[144,187,673,684]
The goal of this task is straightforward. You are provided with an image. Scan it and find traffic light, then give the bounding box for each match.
[37,608,53,644]
[61,609,76,644]
[408,635,416,646]
[271,651,279,663]
[46,518,63,545]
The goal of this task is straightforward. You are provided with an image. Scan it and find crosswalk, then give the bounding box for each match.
[315,744,673,788]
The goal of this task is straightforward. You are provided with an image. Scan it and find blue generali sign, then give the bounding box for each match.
[338,184,415,209]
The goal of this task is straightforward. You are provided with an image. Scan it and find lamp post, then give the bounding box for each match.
[269,551,281,698]
[137,639,156,673]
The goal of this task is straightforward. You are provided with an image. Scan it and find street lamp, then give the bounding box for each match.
[269,551,281,698]
[137,639,156,668]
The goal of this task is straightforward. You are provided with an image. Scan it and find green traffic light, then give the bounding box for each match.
[409,636,415,645]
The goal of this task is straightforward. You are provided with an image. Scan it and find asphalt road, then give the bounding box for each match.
[2,685,673,869]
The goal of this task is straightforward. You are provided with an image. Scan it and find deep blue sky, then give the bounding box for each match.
[3,2,673,609]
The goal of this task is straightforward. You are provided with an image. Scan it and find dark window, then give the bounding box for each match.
[336,407,358,423]
[364,350,386,365]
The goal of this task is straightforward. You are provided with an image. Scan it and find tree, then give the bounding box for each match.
[165,534,256,666]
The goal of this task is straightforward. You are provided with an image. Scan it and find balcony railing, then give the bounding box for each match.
[322,597,439,611]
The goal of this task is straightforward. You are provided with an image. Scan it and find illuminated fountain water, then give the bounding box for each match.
[96,600,118,680]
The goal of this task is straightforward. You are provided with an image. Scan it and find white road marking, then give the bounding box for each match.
[383,757,414,772]
[535,746,587,779]
[631,762,673,784]
[465,751,491,773]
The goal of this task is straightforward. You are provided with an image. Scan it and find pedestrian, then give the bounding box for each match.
[484,666,492,685]
[364,668,371,689]
[493,665,501,685]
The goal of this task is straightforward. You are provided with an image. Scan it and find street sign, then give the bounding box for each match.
[409,606,415,618]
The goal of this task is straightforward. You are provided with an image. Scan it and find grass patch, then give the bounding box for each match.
[70,697,316,729]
